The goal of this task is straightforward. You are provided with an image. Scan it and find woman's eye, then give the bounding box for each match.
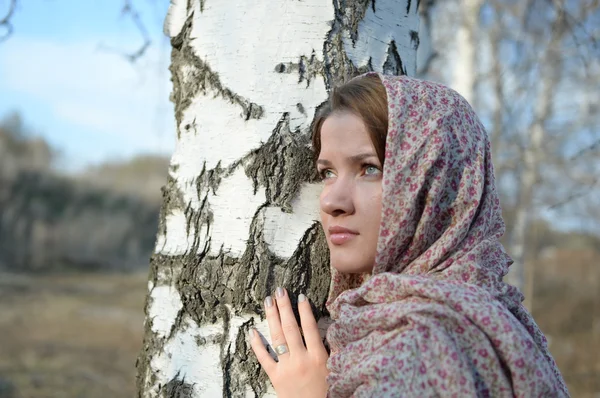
[319,169,335,180]
[364,165,381,176]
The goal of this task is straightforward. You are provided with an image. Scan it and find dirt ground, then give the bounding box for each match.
[530,251,600,398]
[0,272,147,398]
[0,268,597,397]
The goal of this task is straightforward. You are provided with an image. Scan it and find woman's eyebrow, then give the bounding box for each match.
[347,153,378,163]
[317,153,378,167]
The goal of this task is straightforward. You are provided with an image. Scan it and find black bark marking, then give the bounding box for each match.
[244,113,319,211]
[170,13,193,51]
[222,342,233,397]
[177,251,236,324]
[382,40,407,76]
[219,306,232,397]
[169,160,237,258]
[163,374,194,398]
[231,202,282,313]
[322,0,376,89]
[219,319,270,397]
[345,0,373,44]
[407,0,412,14]
[221,319,272,397]
[245,102,263,121]
[282,222,331,321]
[169,18,264,137]
[410,30,420,50]
[298,51,325,86]
[152,173,186,256]
[296,103,306,115]
[273,51,325,87]
[275,63,286,73]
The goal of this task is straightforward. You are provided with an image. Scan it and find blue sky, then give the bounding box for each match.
[0,0,174,171]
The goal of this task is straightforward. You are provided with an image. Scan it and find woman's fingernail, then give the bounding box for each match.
[248,328,255,339]
[265,296,273,308]
[298,293,306,302]
[276,287,285,298]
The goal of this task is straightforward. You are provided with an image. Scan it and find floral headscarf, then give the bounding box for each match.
[325,74,569,397]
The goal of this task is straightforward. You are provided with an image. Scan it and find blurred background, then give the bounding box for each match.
[0,0,597,397]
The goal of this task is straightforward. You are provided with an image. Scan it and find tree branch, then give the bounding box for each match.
[98,0,152,62]
[548,178,599,209]
[121,0,151,62]
[0,0,17,43]
[569,138,600,161]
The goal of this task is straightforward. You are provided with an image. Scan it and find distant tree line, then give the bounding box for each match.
[0,112,169,272]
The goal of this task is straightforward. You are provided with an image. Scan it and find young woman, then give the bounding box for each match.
[248,73,569,397]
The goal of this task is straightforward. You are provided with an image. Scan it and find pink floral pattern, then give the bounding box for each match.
[325,74,569,397]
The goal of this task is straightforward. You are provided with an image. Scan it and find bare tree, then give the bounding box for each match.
[136,1,419,396]
[498,0,600,297]
[505,3,568,293]
[421,0,600,306]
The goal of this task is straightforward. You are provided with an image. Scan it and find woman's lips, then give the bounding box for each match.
[328,226,359,245]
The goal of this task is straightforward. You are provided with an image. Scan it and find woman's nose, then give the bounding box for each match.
[320,177,355,216]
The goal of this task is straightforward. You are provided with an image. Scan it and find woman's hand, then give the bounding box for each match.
[249,287,329,398]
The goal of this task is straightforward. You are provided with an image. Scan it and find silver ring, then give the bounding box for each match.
[274,344,289,356]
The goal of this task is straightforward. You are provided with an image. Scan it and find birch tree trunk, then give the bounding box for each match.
[489,23,505,168]
[452,0,482,105]
[136,1,419,396]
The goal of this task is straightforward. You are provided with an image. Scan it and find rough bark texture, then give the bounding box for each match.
[137,1,418,396]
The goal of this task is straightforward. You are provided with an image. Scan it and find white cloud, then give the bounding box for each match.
[0,36,175,168]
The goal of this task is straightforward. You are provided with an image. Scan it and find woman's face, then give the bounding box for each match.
[317,112,383,274]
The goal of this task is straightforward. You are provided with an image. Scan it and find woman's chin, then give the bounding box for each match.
[330,254,374,274]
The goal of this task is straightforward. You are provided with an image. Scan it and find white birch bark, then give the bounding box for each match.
[137,1,419,397]
[452,0,482,105]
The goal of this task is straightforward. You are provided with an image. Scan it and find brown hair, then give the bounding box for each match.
[312,74,388,164]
